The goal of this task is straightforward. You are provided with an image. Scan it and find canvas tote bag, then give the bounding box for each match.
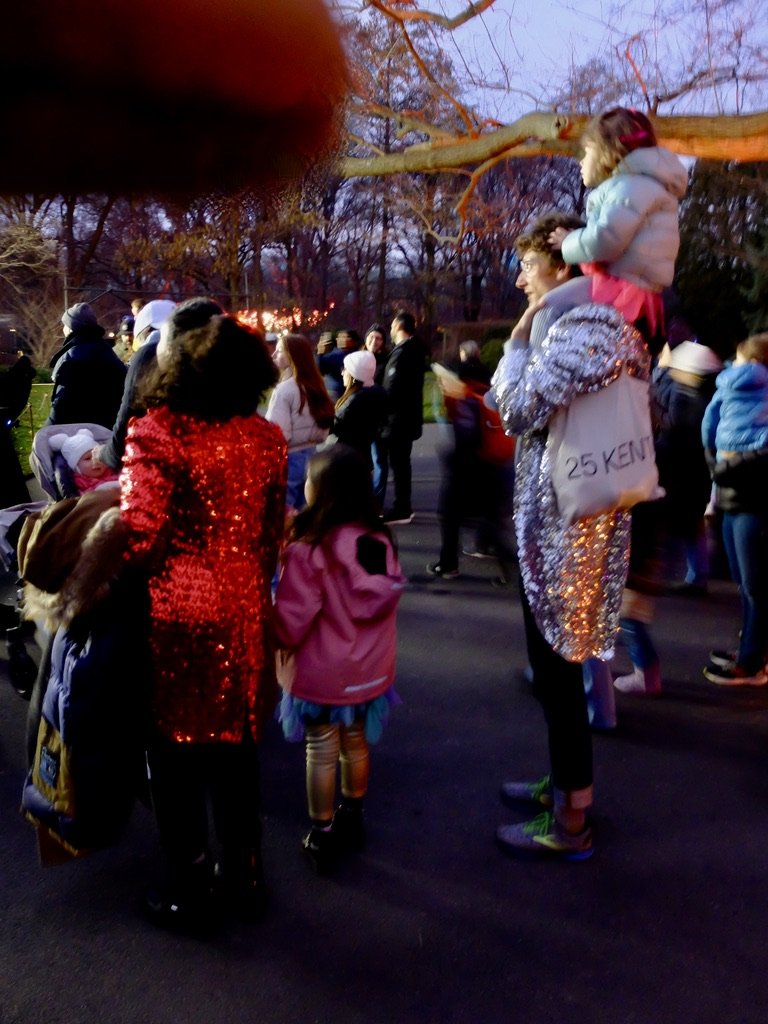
[546,370,662,525]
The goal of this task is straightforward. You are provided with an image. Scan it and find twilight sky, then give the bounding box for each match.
[436,0,768,122]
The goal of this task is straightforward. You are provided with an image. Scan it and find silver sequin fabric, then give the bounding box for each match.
[492,303,651,663]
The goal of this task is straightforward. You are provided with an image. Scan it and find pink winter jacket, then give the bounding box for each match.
[273,524,406,705]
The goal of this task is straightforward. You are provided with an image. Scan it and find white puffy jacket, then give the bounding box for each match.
[561,146,688,292]
[265,377,328,451]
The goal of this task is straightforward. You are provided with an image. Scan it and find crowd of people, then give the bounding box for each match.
[3,105,767,935]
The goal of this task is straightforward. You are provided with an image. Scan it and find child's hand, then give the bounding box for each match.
[548,227,572,250]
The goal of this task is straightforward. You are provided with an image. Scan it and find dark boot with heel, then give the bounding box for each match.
[142,856,217,936]
[213,847,267,922]
[302,825,337,874]
[331,802,366,852]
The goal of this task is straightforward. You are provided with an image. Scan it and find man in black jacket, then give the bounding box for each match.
[46,303,126,428]
[379,311,426,524]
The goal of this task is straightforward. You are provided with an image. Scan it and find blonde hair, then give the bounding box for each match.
[737,333,768,367]
[581,107,657,184]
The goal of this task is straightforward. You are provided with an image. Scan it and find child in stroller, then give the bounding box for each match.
[48,428,119,496]
[1,422,113,697]
[32,424,118,499]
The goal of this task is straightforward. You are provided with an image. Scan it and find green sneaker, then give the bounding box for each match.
[499,773,553,810]
[496,810,593,861]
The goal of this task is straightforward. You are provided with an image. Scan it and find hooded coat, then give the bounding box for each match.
[561,146,688,292]
[274,524,405,704]
[47,326,127,427]
[701,362,768,455]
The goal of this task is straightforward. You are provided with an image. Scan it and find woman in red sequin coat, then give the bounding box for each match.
[120,307,286,931]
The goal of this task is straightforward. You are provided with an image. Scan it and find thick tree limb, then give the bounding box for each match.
[339,110,768,177]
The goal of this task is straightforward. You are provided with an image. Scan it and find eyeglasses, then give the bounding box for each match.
[519,258,541,272]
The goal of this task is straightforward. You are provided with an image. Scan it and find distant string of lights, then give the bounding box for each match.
[236,302,336,336]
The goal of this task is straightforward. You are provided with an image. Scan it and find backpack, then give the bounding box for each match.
[467,385,516,465]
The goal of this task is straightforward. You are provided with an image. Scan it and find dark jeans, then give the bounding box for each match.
[519,582,593,793]
[380,434,414,515]
[147,731,262,869]
[372,439,387,509]
[620,617,659,670]
[721,511,768,672]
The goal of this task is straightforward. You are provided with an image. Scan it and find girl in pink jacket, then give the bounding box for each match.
[274,444,406,872]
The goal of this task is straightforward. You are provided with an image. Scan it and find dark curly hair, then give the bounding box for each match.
[515,211,585,269]
[141,310,277,421]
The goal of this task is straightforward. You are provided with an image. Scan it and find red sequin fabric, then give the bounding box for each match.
[120,407,287,743]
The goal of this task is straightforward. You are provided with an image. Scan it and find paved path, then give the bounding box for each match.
[1,425,766,1024]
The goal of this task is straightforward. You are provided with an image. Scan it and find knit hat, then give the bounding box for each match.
[668,340,723,375]
[343,350,376,387]
[49,428,98,471]
[61,302,98,333]
[133,299,177,341]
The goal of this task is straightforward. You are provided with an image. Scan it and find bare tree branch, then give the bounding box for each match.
[366,0,497,31]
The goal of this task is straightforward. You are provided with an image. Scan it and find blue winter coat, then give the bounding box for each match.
[21,588,149,856]
[701,362,768,455]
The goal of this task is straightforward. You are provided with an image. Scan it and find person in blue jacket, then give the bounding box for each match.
[701,333,768,686]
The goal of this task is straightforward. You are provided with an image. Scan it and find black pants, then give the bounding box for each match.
[147,731,262,869]
[381,434,414,516]
[519,582,593,793]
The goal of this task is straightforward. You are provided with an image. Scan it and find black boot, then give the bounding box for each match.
[331,802,366,852]
[302,825,336,874]
[214,847,267,922]
[142,856,217,936]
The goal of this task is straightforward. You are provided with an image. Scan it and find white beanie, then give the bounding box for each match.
[133,299,177,342]
[668,340,723,375]
[343,350,376,387]
[49,429,98,471]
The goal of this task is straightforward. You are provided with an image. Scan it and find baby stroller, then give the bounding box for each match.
[0,422,113,697]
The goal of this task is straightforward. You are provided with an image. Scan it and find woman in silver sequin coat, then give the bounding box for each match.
[492,301,650,858]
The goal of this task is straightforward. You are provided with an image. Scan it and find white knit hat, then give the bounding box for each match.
[133,299,176,341]
[668,340,723,375]
[343,350,376,387]
[49,428,98,471]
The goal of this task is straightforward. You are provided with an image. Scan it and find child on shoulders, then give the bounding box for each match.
[545,106,688,344]
[702,334,768,458]
[701,334,768,686]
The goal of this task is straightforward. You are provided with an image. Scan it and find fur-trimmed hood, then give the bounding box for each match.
[18,485,129,631]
